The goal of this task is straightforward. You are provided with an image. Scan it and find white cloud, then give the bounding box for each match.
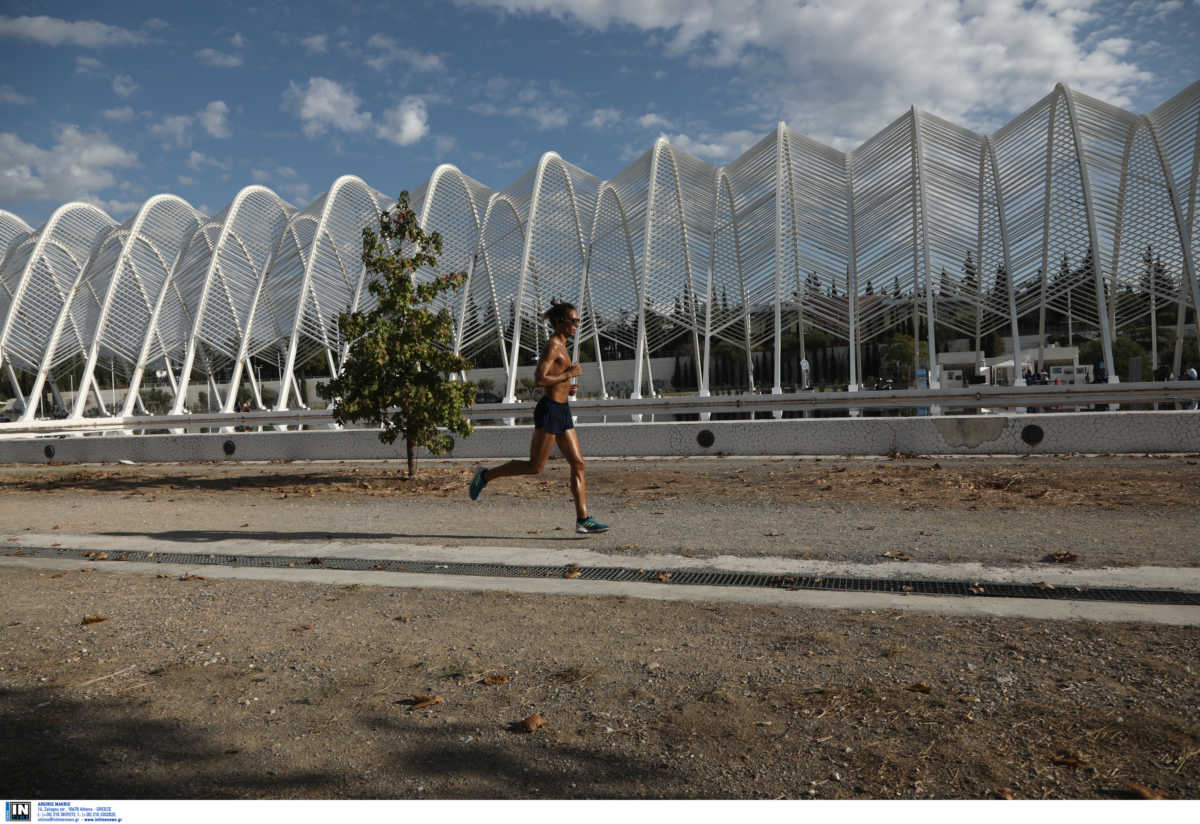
[300,34,328,54]
[376,97,430,145]
[198,100,231,138]
[0,15,147,47]
[75,55,103,73]
[195,47,242,67]
[230,32,247,48]
[586,107,621,128]
[177,175,196,185]
[1151,0,1184,20]
[0,85,34,105]
[282,77,372,137]
[0,125,138,206]
[364,34,445,71]
[637,112,671,129]
[250,168,271,183]
[102,105,134,122]
[112,74,138,97]
[276,166,298,178]
[281,182,312,203]
[665,129,760,163]
[460,0,1156,146]
[435,135,457,159]
[186,151,226,171]
[520,105,568,130]
[151,114,192,147]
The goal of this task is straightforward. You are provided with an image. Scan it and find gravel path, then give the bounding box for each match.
[1,454,1198,799]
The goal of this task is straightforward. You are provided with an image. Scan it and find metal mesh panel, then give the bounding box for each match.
[851,112,920,345]
[0,83,1195,418]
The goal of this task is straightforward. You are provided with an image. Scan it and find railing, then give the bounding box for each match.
[2,381,1199,438]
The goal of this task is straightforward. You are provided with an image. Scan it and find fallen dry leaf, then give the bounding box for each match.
[292,624,314,632]
[1048,551,1080,564]
[482,673,509,686]
[50,572,66,579]
[178,574,205,581]
[1120,780,1167,800]
[906,682,932,693]
[80,615,107,626]
[393,616,411,623]
[410,695,444,711]
[564,569,582,579]
[882,551,912,561]
[998,787,1017,800]
[308,557,323,565]
[1035,581,1055,591]
[655,572,673,582]
[521,712,547,732]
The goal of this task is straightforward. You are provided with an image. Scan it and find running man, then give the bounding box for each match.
[469,301,609,534]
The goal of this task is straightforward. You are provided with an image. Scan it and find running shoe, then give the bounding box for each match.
[469,466,488,501]
[575,516,610,534]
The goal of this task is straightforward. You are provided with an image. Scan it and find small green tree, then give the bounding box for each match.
[320,192,474,477]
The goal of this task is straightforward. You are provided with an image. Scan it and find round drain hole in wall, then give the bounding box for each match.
[697,429,715,448]
[1020,424,1044,446]
[44,445,55,459]
[223,440,236,456]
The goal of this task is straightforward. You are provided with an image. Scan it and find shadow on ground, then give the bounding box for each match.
[0,686,340,798]
[0,687,678,798]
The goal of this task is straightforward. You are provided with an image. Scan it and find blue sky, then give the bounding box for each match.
[1,0,1197,226]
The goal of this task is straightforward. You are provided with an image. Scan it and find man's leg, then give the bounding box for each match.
[556,430,588,521]
[483,429,556,482]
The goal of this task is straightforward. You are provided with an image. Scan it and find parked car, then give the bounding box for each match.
[475,391,502,405]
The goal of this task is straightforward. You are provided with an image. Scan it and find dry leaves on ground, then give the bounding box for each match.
[521,712,547,732]
[80,615,107,626]
[409,695,444,711]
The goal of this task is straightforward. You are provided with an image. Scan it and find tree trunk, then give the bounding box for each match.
[406,436,416,478]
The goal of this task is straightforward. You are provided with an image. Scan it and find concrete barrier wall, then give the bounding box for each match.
[3,411,1199,464]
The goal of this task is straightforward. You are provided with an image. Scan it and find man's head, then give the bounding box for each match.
[542,301,580,334]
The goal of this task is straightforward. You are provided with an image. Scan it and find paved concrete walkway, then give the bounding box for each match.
[4,531,1199,627]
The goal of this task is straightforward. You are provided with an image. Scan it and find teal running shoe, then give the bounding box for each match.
[575,516,609,534]
[469,466,488,501]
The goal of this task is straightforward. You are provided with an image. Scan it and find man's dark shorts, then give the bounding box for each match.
[533,396,574,434]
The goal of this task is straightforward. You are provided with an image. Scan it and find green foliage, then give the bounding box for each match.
[319,192,474,476]
[1078,335,1144,380]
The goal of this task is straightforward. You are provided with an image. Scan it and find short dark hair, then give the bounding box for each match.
[540,301,577,326]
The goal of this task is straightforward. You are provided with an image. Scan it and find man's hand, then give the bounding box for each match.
[568,384,578,396]
[567,362,583,378]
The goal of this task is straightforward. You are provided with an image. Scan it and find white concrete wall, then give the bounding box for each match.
[5,411,1200,464]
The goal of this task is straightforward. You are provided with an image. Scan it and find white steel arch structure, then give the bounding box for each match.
[0,81,1197,421]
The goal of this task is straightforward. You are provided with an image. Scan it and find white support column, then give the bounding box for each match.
[984,139,1025,387]
[90,374,108,416]
[911,107,940,393]
[505,158,551,405]
[845,154,860,394]
[1037,98,1059,374]
[633,141,664,402]
[1060,85,1118,383]
[772,122,785,398]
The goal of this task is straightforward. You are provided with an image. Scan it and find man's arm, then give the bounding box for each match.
[535,341,581,387]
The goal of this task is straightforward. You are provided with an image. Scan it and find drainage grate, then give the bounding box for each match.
[6,545,1200,606]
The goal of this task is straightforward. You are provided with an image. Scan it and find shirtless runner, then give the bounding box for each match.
[469,301,609,534]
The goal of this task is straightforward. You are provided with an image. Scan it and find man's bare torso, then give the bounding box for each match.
[541,337,573,403]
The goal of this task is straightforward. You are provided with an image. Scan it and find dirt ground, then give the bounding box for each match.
[1,455,1198,799]
[2,453,1200,567]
